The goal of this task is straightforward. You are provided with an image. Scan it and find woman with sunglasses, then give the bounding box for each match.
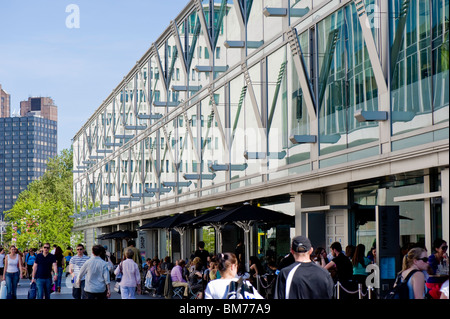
[428,238,448,275]
[2,245,23,299]
[398,247,429,299]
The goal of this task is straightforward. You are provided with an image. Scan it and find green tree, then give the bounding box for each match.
[4,148,74,250]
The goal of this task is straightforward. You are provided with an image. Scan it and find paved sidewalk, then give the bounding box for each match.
[14,274,165,300]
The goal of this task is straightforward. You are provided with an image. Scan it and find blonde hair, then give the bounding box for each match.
[402,247,426,271]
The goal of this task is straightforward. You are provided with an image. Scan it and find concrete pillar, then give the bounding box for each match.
[294,192,322,236]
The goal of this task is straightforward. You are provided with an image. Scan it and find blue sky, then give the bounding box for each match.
[0,0,189,152]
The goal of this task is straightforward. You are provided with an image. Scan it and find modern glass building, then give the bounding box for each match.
[0,115,58,214]
[72,0,449,289]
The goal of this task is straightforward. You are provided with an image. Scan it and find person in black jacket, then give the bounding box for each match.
[274,236,334,299]
[194,241,209,269]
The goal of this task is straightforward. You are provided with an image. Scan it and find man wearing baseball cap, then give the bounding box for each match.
[274,235,334,299]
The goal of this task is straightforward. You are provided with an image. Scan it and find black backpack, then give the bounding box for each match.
[384,270,418,299]
[226,277,259,299]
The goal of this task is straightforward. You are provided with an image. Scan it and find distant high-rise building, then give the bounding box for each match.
[0,96,57,218]
[0,84,11,118]
[20,97,57,122]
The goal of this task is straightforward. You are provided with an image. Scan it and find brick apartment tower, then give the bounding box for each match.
[20,96,57,121]
[0,84,11,118]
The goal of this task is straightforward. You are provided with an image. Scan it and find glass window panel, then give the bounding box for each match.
[263,0,284,42]
[245,63,265,176]
[432,0,449,124]
[317,4,379,156]
[200,89,226,191]
[390,0,433,135]
[151,55,167,105]
[229,74,247,180]
[222,1,243,69]
[157,43,167,86]
[177,106,199,194]
[288,31,311,164]
[160,119,177,200]
[167,35,187,103]
[267,45,289,173]
[290,0,312,26]
[246,0,263,55]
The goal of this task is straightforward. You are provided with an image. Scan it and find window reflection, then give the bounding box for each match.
[317,3,379,155]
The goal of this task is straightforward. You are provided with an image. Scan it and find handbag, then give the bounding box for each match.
[28,282,37,299]
[0,281,7,299]
[116,262,123,282]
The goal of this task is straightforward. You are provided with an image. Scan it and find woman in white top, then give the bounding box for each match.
[2,245,23,299]
[204,252,263,299]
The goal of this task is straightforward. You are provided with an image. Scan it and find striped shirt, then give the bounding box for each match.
[69,254,90,281]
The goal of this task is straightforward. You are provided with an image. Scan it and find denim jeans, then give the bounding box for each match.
[72,280,85,299]
[56,267,63,288]
[5,271,20,299]
[120,286,136,299]
[36,278,52,299]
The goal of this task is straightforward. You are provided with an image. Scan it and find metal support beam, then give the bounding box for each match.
[244,151,286,160]
[195,65,229,72]
[354,110,388,122]
[208,163,248,171]
[224,40,264,49]
[263,7,287,17]
[153,101,180,107]
[183,173,216,180]
[137,114,163,120]
[286,27,316,119]
[161,181,192,187]
[124,125,146,130]
[289,135,317,144]
[172,85,202,92]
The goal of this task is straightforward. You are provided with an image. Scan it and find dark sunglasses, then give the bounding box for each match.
[441,245,448,251]
[43,246,50,249]
[417,257,428,262]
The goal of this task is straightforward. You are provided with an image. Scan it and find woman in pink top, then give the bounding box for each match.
[114,249,141,299]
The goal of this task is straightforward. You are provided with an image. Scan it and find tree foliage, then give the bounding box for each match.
[4,148,73,250]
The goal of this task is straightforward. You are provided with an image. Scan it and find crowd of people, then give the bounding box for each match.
[0,244,74,299]
[0,237,447,300]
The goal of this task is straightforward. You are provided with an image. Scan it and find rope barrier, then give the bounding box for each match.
[335,281,376,299]
[258,275,276,289]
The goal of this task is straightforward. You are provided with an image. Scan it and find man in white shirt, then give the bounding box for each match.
[76,245,111,299]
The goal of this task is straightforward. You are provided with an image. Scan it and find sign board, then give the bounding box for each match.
[376,205,400,297]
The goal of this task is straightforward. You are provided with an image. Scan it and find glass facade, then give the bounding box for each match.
[73,0,448,260]
[317,4,379,155]
[390,0,449,135]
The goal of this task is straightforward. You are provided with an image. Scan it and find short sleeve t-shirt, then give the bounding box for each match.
[34,253,56,279]
[275,262,334,299]
[332,253,353,283]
